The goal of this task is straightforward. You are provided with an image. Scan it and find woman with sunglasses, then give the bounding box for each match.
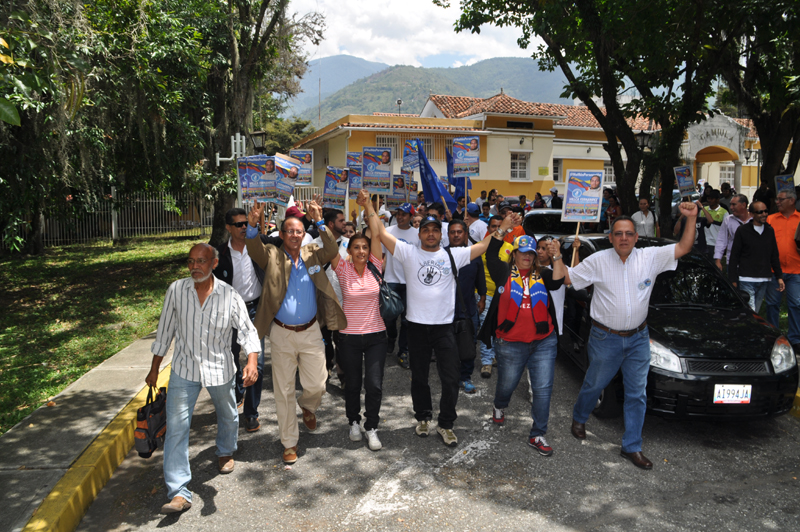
[479,227,565,456]
[329,190,387,451]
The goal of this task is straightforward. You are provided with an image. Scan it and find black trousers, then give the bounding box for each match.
[407,321,460,429]
[337,331,387,430]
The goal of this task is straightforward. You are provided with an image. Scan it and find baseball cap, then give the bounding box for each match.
[550,186,558,193]
[285,206,304,219]
[396,203,415,214]
[498,200,512,212]
[419,216,442,230]
[513,235,537,253]
[466,202,481,216]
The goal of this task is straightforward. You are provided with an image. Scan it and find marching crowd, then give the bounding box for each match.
[147,177,800,515]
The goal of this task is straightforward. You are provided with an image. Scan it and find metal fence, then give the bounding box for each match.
[3,185,324,251]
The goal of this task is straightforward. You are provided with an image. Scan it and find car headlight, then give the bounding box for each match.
[771,336,797,373]
[650,339,682,372]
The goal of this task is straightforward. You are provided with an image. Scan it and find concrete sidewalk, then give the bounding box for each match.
[0,332,172,532]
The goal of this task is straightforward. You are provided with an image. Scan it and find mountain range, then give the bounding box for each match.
[284,55,573,127]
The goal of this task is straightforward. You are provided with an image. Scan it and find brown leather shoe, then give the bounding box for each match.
[571,419,586,440]
[160,496,192,514]
[301,407,317,432]
[620,450,653,470]
[218,456,234,473]
[283,446,298,464]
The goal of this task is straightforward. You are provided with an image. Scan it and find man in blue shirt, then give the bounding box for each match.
[446,220,487,394]
[245,200,346,465]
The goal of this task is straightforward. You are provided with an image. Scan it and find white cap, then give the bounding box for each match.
[550,186,558,193]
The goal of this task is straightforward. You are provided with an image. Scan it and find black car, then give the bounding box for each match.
[558,235,799,418]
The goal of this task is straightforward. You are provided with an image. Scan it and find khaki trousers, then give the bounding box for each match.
[269,321,327,448]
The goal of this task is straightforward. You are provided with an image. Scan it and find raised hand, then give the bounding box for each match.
[248,201,264,228]
[356,189,370,207]
[312,193,323,206]
[546,239,561,258]
[679,201,698,218]
[307,199,323,222]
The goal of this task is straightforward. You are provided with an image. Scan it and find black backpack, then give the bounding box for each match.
[134,386,167,458]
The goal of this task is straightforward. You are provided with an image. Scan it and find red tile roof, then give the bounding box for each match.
[345,123,484,132]
[428,95,483,118]
[372,112,420,117]
[454,92,568,118]
[733,118,757,138]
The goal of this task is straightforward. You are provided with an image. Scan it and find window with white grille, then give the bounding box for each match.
[510,152,530,181]
[376,135,399,161]
[719,163,734,187]
[604,162,616,184]
[553,159,562,182]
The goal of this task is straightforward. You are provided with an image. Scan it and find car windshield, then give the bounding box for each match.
[650,253,743,309]
[523,214,580,235]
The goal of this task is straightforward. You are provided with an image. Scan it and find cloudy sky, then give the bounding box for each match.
[292,0,538,67]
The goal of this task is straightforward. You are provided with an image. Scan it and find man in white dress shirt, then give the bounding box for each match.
[567,203,698,470]
[147,243,261,514]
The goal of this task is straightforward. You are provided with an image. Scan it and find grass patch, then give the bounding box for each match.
[0,236,198,434]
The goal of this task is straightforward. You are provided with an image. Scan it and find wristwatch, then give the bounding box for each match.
[552,254,563,261]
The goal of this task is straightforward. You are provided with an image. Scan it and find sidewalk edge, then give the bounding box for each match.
[21,366,171,532]
[792,388,800,419]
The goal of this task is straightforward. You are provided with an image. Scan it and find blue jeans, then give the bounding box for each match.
[231,303,265,419]
[163,371,238,502]
[766,274,800,344]
[386,283,408,354]
[459,310,481,381]
[493,331,558,438]
[477,295,495,365]
[739,280,769,313]
[572,325,650,453]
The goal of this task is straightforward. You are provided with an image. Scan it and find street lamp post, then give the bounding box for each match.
[250,131,267,154]
[744,148,762,185]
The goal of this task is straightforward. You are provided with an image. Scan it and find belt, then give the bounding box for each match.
[591,319,647,337]
[244,297,260,310]
[273,316,316,333]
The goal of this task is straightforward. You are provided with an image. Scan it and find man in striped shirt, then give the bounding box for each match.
[147,243,261,514]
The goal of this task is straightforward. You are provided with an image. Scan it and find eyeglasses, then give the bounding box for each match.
[282,230,304,236]
[187,258,209,266]
[753,209,769,214]
[612,231,636,238]
[229,221,248,228]
[776,197,791,203]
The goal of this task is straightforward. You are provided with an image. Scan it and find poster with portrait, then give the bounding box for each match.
[562,170,604,222]
[348,165,363,199]
[273,153,300,208]
[238,155,276,202]
[362,146,392,194]
[406,178,418,205]
[673,165,695,198]
[403,140,420,171]
[392,174,408,198]
[775,174,795,195]
[289,149,313,185]
[452,136,480,178]
[323,167,348,209]
[346,151,362,168]
[385,190,408,211]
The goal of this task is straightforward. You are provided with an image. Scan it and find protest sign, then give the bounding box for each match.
[562,170,604,222]
[775,174,795,194]
[452,136,480,178]
[347,151,362,168]
[392,174,408,198]
[403,140,420,171]
[273,153,300,208]
[348,165,363,199]
[289,149,313,185]
[673,165,695,198]
[323,167,347,209]
[238,155,276,202]
[362,147,392,194]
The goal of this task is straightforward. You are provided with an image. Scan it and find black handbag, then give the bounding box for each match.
[366,261,405,322]
[134,386,167,459]
[445,248,477,362]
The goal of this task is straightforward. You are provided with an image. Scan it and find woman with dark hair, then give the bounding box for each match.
[330,190,387,451]
[605,195,622,229]
[479,227,565,457]
[533,192,546,209]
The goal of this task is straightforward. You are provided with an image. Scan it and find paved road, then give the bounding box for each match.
[79,341,800,532]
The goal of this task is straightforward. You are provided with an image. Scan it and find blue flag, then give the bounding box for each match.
[446,147,471,202]
[418,139,457,214]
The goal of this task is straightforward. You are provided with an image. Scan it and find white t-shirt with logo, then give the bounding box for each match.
[383,225,420,284]
[391,241,471,324]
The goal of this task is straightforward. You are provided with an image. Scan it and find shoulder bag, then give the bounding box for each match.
[445,248,478,362]
[365,261,404,322]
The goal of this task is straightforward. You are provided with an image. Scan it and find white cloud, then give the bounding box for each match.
[290,0,539,66]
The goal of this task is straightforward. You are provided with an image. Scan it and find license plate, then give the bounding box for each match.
[713,384,752,404]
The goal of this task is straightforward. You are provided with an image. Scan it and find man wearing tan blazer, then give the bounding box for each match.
[245,200,346,464]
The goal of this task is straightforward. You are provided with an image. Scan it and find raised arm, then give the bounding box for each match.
[674,202,698,259]
[306,199,338,264]
[470,213,519,261]
[246,201,275,268]
[362,189,397,254]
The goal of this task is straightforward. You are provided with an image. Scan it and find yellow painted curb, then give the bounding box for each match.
[791,387,800,419]
[23,365,171,532]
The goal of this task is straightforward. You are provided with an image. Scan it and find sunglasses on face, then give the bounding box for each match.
[229,221,248,228]
[753,209,769,214]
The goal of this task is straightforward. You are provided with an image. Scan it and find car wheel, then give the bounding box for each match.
[592,381,622,418]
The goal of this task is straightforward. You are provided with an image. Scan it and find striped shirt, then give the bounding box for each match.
[151,277,261,386]
[334,254,386,334]
[568,244,678,331]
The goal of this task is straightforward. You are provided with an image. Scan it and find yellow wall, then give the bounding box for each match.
[562,159,604,172]
[556,129,608,142]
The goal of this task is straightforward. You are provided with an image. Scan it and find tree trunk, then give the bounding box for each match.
[29,204,45,255]
[208,191,236,247]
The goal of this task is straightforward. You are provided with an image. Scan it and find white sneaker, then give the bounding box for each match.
[349,421,363,441]
[436,426,458,447]
[365,429,382,451]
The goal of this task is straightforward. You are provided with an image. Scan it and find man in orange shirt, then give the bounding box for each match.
[765,189,800,350]
[498,200,526,244]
